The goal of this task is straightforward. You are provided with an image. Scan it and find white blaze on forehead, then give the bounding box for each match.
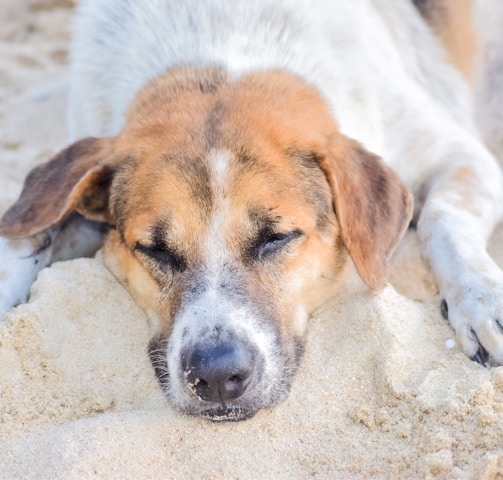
[205,149,234,271]
[210,148,232,191]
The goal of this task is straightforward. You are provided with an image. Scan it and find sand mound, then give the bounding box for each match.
[0,2,502,478]
[1,252,502,479]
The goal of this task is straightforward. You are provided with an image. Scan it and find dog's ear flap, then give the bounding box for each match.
[319,137,413,290]
[0,137,116,238]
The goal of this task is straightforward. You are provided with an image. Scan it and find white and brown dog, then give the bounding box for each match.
[1,0,502,421]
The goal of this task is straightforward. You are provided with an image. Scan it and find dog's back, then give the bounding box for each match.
[69,0,476,156]
[473,0,503,162]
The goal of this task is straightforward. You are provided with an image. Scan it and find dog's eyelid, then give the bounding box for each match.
[255,229,304,261]
[266,230,302,243]
[134,241,186,272]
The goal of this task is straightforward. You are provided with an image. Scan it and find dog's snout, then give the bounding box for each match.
[185,343,254,402]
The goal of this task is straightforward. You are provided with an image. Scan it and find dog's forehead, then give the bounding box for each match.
[121,67,340,159]
[129,144,318,216]
[115,142,330,252]
[114,69,335,246]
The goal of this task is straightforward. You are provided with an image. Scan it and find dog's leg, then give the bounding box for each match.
[0,213,106,318]
[49,213,106,263]
[0,232,53,315]
[0,137,116,318]
[416,145,503,365]
[474,0,503,163]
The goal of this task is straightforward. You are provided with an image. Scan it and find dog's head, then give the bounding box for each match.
[0,67,412,420]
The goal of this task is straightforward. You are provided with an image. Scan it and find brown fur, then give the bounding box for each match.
[414,0,476,82]
[0,138,115,237]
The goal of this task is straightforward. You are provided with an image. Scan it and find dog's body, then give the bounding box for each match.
[1,0,503,420]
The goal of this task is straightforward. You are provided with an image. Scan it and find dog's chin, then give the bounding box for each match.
[198,404,258,422]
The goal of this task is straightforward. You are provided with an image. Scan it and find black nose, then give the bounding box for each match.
[185,343,254,402]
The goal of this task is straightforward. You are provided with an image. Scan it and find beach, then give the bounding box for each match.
[0,2,502,478]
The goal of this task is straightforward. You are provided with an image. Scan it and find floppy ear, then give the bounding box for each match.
[0,137,116,238]
[319,137,413,290]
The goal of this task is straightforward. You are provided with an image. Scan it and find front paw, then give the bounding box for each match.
[0,282,29,318]
[441,285,503,366]
[0,235,52,319]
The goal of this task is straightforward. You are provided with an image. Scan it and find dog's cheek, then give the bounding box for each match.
[280,232,350,325]
[102,230,162,319]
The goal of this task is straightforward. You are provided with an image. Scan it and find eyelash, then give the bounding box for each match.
[254,229,303,261]
[134,242,186,272]
[135,228,302,269]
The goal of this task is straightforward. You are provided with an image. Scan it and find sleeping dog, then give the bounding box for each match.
[0,0,502,421]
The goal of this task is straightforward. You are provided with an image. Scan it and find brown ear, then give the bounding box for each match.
[319,137,413,290]
[0,137,116,238]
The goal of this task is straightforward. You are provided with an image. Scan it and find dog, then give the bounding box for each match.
[0,0,502,421]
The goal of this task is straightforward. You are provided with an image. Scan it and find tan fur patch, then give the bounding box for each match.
[414,0,475,82]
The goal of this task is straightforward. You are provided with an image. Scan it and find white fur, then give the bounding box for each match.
[205,149,233,270]
[474,0,503,163]
[0,218,105,319]
[166,296,281,411]
[0,235,52,314]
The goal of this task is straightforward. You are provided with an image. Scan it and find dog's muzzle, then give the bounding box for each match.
[161,274,294,421]
[158,313,296,421]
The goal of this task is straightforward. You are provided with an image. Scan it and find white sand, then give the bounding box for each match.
[0,2,502,478]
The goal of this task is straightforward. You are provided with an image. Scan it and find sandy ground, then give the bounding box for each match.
[0,2,502,479]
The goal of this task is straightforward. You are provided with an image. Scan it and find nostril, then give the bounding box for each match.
[185,342,254,402]
[188,377,210,399]
[220,372,251,400]
[194,378,209,390]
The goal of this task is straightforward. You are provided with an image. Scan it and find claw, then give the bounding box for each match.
[469,328,490,366]
[471,349,489,367]
[440,299,449,320]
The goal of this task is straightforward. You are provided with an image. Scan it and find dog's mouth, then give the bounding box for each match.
[200,404,258,422]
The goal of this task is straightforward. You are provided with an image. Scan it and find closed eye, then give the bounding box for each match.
[134,242,186,272]
[252,229,303,261]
